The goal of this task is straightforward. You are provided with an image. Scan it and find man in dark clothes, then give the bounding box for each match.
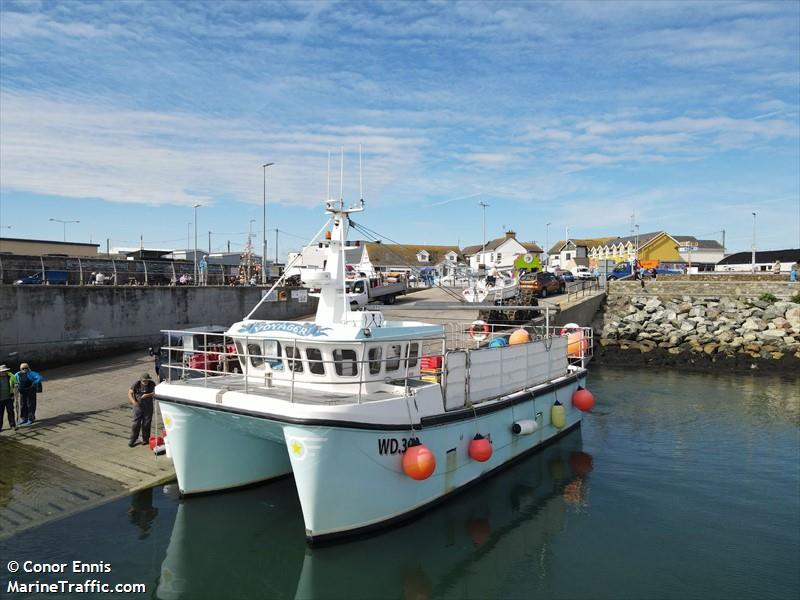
[128,372,156,447]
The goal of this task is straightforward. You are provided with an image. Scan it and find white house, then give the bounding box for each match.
[715,249,800,273]
[358,243,463,278]
[548,238,616,273]
[462,231,542,272]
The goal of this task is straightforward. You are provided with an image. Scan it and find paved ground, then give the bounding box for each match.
[0,350,175,539]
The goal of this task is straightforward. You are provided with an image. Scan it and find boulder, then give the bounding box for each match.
[742,318,767,332]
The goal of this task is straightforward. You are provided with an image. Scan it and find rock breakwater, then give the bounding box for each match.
[595,294,800,370]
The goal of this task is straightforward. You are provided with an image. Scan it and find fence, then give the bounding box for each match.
[0,254,260,286]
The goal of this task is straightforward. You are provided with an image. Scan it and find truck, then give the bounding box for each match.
[14,270,69,285]
[346,275,408,306]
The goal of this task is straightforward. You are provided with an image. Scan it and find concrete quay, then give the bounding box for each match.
[0,351,175,540]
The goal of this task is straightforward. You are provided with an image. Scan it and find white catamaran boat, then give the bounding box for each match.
[462,271,519,303]
[156,195,595,543]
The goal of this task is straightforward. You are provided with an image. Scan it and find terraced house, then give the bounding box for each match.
[357,242,464,279]
[587,232,725,268]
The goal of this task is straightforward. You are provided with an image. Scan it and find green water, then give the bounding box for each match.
[1,367,798,599]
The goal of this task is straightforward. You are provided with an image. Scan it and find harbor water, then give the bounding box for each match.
[2,366,798,599]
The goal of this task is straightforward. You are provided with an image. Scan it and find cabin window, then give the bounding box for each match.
[247,343,264,368]
[334,349,358,377]
[368,347,382,375]
[386,344,402,372]
[306,347,325,375]
[286,345,304,373]
[408,343,419,367]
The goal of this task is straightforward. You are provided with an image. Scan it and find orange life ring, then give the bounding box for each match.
[469,320,490,341]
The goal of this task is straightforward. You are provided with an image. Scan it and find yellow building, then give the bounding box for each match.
[589,232,689,266]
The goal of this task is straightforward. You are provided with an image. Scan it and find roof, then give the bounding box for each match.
[549,237,617,254]
[462,238,543,256]
[0,237,99,248]
[363,243,462,267]
[717,248,800,265]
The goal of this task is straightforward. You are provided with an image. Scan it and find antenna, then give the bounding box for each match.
[327,152,331,200]
[359,144,363,201]
[339,147,344,203]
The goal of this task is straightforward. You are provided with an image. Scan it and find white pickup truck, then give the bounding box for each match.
[346,276,408,306]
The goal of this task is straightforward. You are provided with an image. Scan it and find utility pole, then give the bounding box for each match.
[106,238,110,255]
[208,231,212,254]
[262,162,275,285]
[751,212,757,273]
[545,222,551,269]
[193,204,201,284]
[479,201,490,267]
[721,229,726,254]
[274,228,279,264]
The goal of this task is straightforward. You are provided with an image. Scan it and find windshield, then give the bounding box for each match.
[612,264,628,272]
[346,281,365,293]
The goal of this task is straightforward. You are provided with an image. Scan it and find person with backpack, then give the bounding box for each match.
[16,362,43,426]
[0,365,18,432]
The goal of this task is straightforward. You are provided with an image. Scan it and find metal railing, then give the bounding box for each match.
[567,278,601,302]
[156,321,593,405]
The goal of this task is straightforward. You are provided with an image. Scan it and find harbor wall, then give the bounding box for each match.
[0,286,317,367]
[594,280,800,370]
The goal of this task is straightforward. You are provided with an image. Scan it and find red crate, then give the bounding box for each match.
[420,355,443,370]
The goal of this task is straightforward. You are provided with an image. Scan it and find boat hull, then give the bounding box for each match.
[158,373,585,541]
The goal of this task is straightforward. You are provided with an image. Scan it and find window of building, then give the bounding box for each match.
[496,253,502,263]
[386,344,402,371]
[368,347,382,375]
[416,251,430,262]
[565,252,571,261]
[306,347,325,375]
[334,349,358,376]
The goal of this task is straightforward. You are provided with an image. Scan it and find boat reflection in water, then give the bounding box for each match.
[156,430,593,600]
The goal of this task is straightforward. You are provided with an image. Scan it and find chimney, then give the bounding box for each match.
[505,230,516,239]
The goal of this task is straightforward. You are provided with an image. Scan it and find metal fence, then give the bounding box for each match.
[0,254,259,286]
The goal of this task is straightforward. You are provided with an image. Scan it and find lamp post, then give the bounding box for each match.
[479,201,490,269]
[545,222,551,268]
[193,204,201,284]
[262,162,275,285]
[49,218,79,242]
[248,218,256,281]
[635,224,640,263]
[751,212,757,273]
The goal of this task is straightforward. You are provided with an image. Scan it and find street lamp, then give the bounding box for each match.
[751,212,757,273]
[545,222,551,268]
[248,218,256,280]
[262,162,275,285]
[49,218,79,242]
[479,201,490,269]
[193,204,201,283]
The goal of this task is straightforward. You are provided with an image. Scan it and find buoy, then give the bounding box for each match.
[572,386,595,411]
[402,441,436,480]
[468,434,493,462]
[551,400,566,429]
[511,420,538,435]
[559,323,587,357]
[569,451,594,477]
[509,329,531,345]
[488,337,508,348]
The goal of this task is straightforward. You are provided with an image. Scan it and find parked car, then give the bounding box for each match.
[560,271,576,283]
[519,270,565,298]
[14,270,68,285]
[573,266,593,280]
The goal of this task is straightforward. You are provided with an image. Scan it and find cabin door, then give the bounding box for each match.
[443,350,467,410]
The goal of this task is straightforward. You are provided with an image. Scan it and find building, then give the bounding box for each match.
[461,231,542,272]
[0,237,99,257]
[715,249,800,272]
[358,243,463,279]
[587,232,725,268]
[548,238,617,272]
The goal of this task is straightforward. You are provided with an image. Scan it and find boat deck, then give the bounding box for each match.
[164,373,418,405]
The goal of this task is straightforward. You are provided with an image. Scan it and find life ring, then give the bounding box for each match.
[469,320,490,342]
[523,253,534,264]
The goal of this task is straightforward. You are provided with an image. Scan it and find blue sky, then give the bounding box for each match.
[1,1,798,259]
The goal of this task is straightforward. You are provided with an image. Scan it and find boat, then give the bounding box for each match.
[155,193,594,544]
[462,271,519,303]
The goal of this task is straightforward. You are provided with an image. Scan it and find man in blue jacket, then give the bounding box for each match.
[16,362,43,426]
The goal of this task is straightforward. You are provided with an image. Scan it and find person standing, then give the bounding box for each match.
[15,363,43,426]
[128,373,156,447]
[0,365,17,432]
[772,260,781,275]
[790,261,799,283]
[199,255,208,286]
[634,265,646,290]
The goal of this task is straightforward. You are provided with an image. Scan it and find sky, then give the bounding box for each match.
[1,0,798,260]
